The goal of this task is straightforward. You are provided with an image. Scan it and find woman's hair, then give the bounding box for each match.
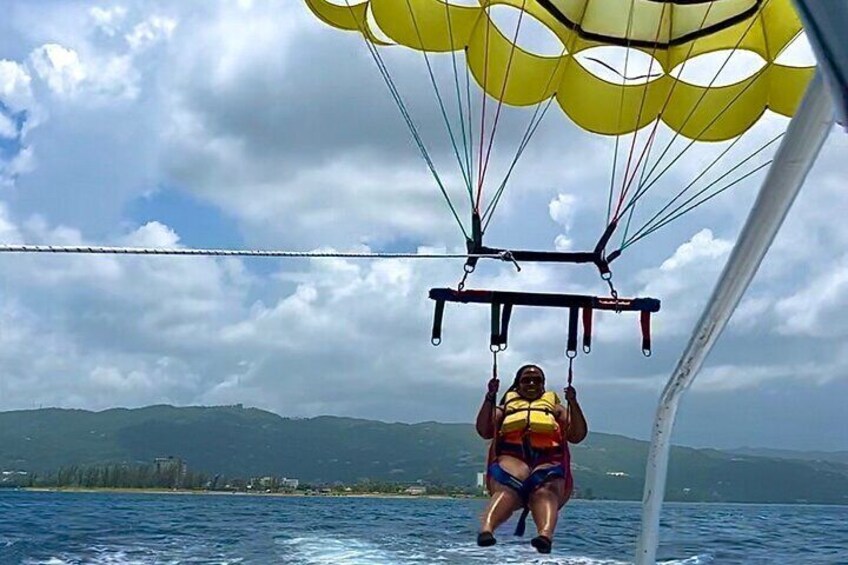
[499,364,545,404]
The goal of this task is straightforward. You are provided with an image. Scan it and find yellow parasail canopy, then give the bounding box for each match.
[304,0,814,141]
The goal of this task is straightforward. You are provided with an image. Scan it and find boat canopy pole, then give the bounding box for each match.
[635,71,835,565]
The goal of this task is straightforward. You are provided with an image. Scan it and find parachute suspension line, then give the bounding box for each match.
[622,135,783,249]
[480,94,558,233]
[405,0,473,198]
[606,0,637,226]
[613,78,664,248]
[621,129,781,250]
[611,2,668,224]
[631,0,772,196]
[618,3,719,249]
[625,133,748,245]
[476,10,492,213]
[477,0,529,210]
[614,3,774,250]
[634,2,717,192]
[626,160,774,247]
[443,1,474,203]
[483,12,583,233]
[615,127,658,222]
[619,59,774,225]
[342,1,468,240]
[465,50,476,204]
[628,161,776,248]
[481,39,574,232]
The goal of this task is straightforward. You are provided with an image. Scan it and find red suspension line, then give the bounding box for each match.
[477,0,528,213]
[612,4,667,222]
[613,123,660,222]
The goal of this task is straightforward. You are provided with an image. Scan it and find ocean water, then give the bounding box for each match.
[0,491,846,564]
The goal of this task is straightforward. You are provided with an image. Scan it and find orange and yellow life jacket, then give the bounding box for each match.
[499,390,563,449]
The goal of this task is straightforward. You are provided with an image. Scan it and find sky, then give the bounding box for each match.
[0,0,846,452]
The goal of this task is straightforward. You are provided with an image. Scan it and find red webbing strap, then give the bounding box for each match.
[640,311,652,356]
[582,307,593,353]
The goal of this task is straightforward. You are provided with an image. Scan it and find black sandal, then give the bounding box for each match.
[477,531,497,547]
[531,535,552,554]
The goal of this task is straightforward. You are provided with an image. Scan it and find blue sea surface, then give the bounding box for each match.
[0,491,846,564]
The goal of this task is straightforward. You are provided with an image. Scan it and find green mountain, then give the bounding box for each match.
[1,404,847,504]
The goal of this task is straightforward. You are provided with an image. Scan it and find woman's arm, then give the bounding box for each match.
[475,379,501,439]
[564,386,588,444]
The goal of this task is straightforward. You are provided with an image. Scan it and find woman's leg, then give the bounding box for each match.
[479,456,530,537]
[527,476,566,539]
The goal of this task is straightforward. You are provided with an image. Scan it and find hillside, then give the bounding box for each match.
[1,405,847,504]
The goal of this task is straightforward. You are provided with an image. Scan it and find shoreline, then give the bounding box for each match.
[19,487,479,500]
[13,488,848,507]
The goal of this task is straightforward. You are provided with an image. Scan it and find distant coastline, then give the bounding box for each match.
[21,487,472,500]
[14,488,848,507]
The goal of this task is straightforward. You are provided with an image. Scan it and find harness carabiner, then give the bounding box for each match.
[458,263,474,291]
[603,272,621,313]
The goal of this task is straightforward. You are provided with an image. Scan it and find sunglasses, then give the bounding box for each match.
[519,376,544,385]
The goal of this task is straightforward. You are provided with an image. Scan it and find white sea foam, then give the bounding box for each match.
[660,555,714,565]
[278,534,713,564]
[25,547,246,565]
[279,536,400,564]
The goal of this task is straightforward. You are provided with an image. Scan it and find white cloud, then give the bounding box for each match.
[0,60,34,112]
[690,359,842,392]
[1,144,36,188]
[658,229,733,272]
[775,259,848,338]
[29,44,87,96]
[161,97,461,246]
[123,220,180,248]
[0,145,36,187]
[549,193,578,251]
[729,295,771,331]
[554,234,573,251]
[29,43,139,101]
[90,6,128,37]
[549,193,577,228]
[126,15,177,52]
[0,113,16,139]
[0,203,24,243]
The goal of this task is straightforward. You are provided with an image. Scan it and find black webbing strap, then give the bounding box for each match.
[488,303,514,349]
[490,303,501,348]
[464,212,484,273]
[594,220,618,255]
[500,304,513,348]
[567,307,579,356]
[431,299,445,345]
[462,214,617,277]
